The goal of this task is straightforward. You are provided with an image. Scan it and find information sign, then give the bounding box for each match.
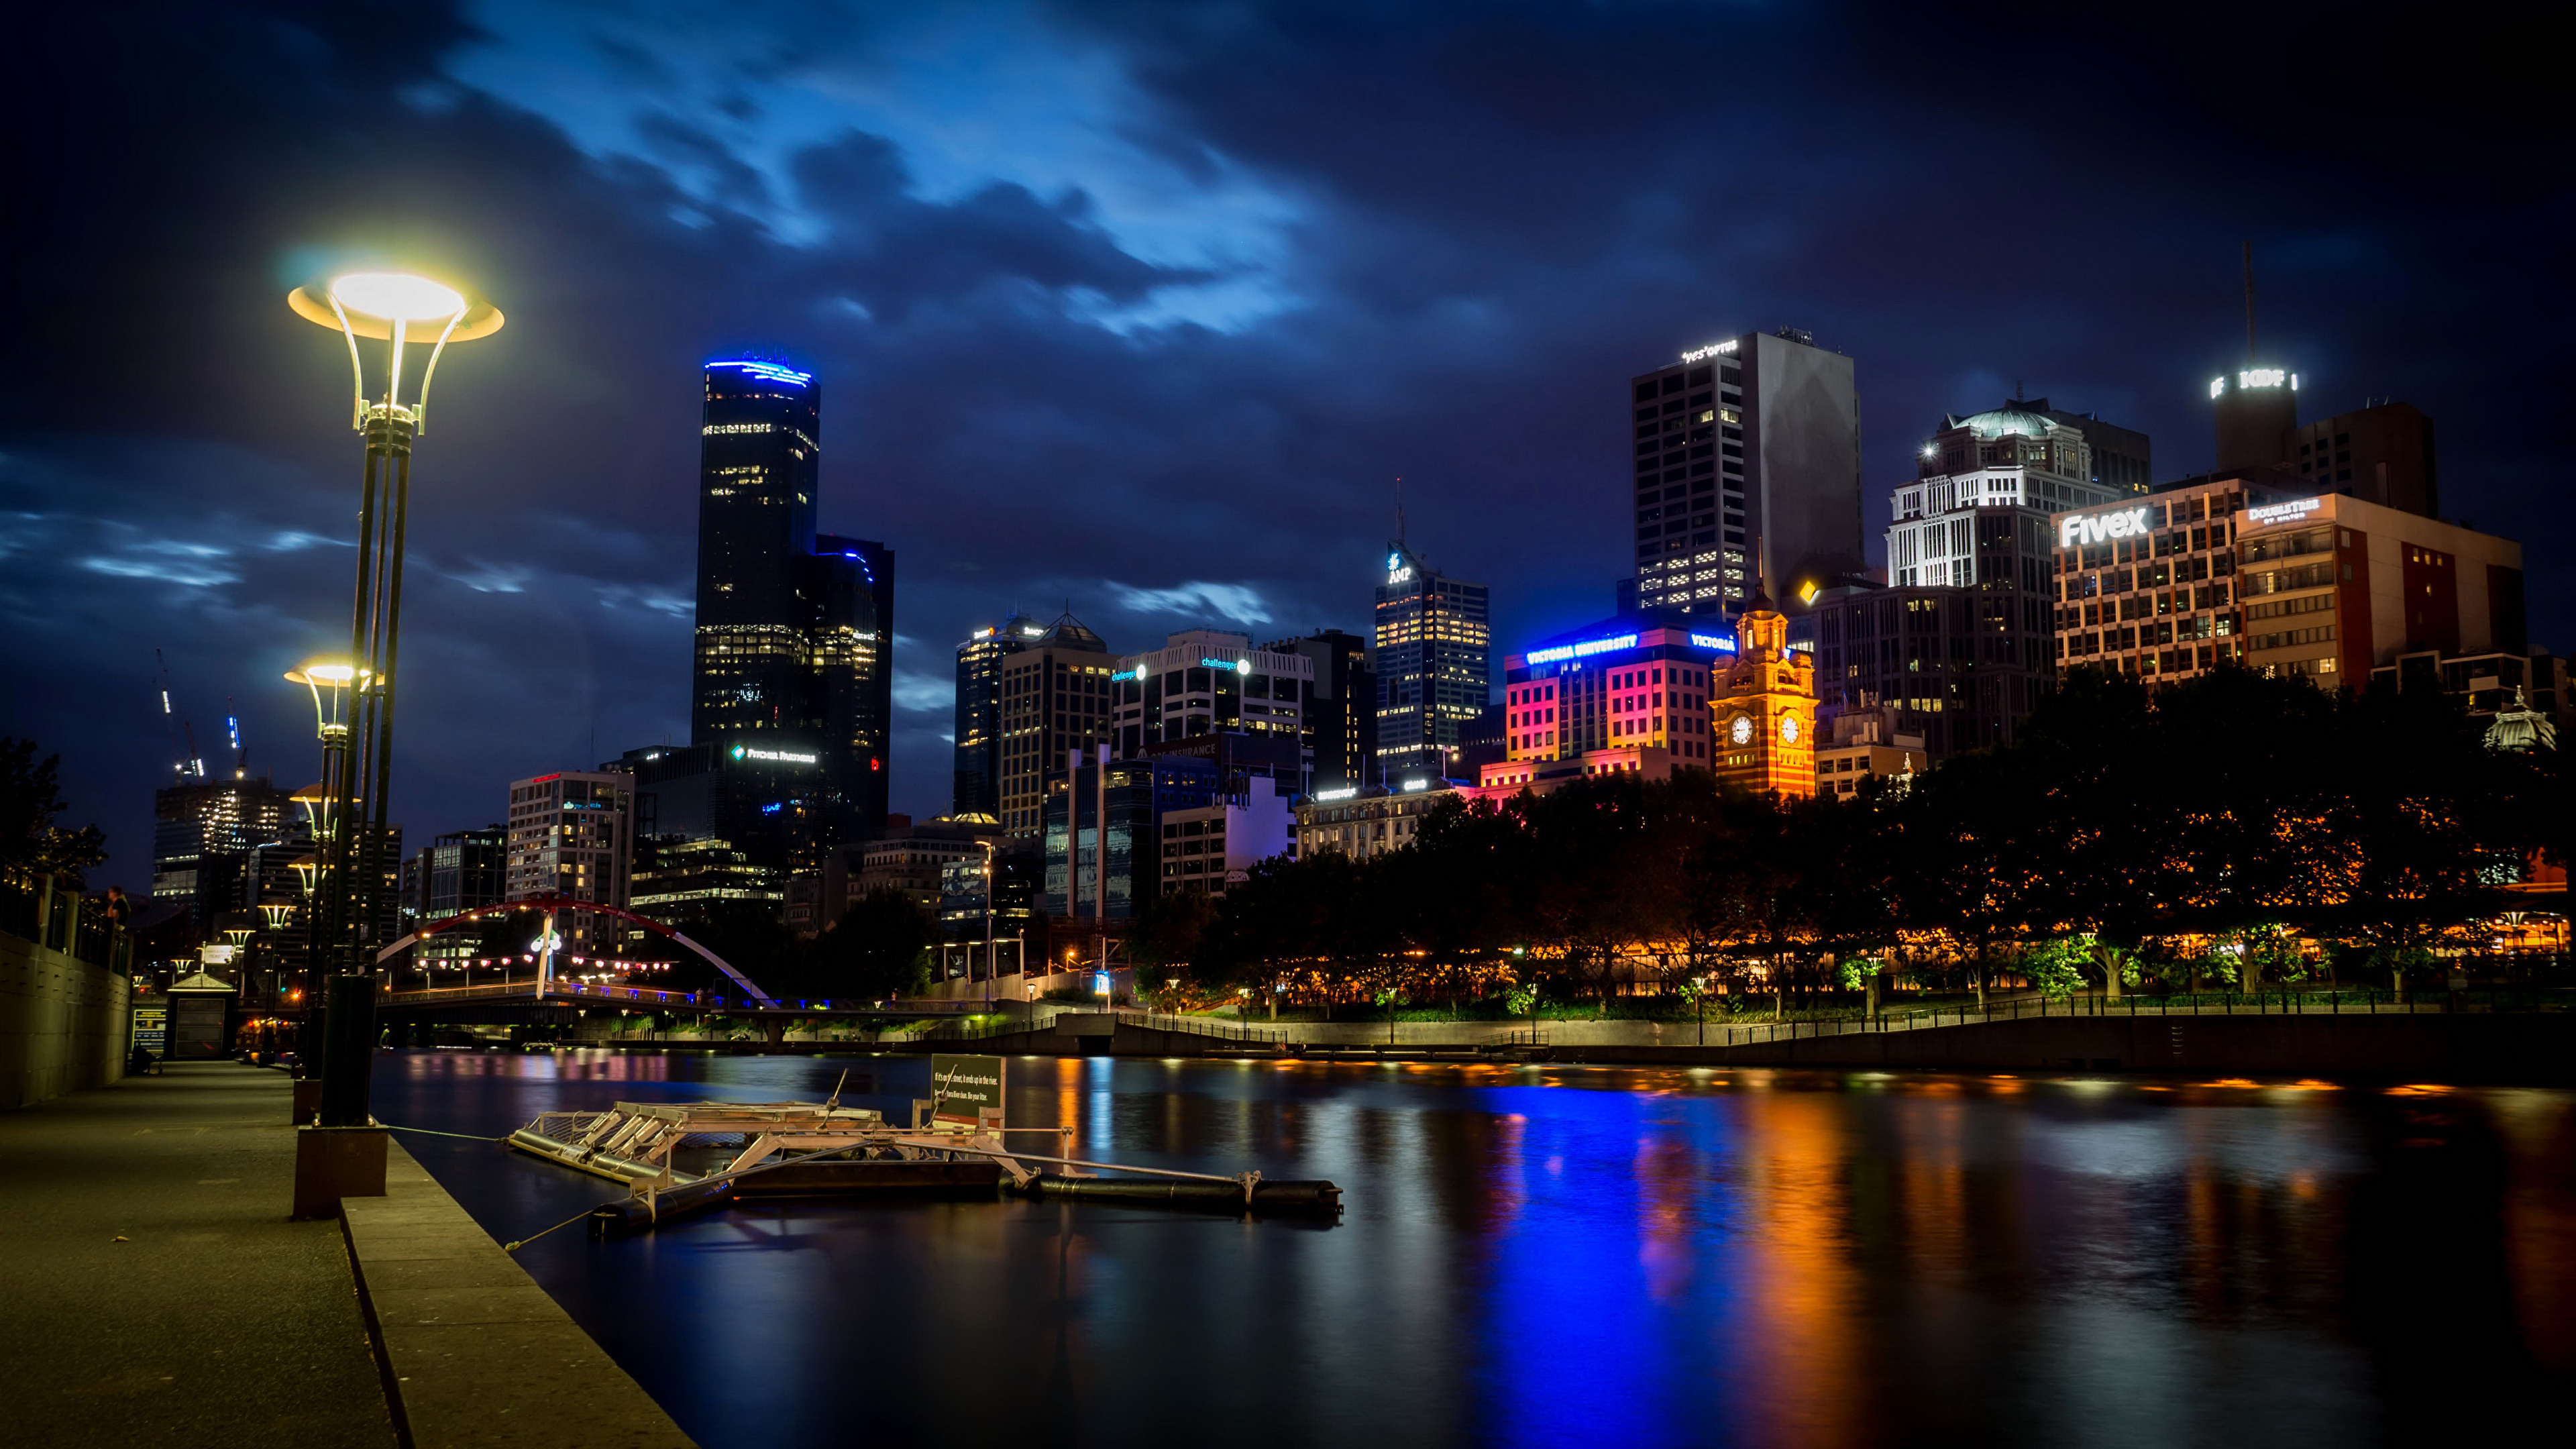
[930,1054,1005,1126]
[130,1003,168,1058]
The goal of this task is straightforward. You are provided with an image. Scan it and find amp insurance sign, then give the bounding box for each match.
[930,1054,1006,1125]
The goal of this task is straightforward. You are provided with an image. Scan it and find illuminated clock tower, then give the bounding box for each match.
[1713,595,1817,797]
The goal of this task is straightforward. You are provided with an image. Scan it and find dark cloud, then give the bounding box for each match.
[4,0,2569,888]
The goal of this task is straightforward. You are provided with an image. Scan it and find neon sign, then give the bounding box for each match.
[2057,506,2151,549]
[1526,633,1640,665]
[708,359,813,386]
[1311,787,1358,802]
[2211,369,2298,398]
[1199,657,1252,674]
[730,745,818,765]
[1688,633,1741,653]
[1681,340,1739,364]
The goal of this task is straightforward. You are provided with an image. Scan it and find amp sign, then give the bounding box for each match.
[2057,506,2150,550]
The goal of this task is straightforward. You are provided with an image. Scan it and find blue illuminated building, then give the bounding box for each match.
[1499,615,1739,769]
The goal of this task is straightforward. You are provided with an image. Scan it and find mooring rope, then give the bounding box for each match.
[502,1204,604,1252]
[377,1123,505,1142]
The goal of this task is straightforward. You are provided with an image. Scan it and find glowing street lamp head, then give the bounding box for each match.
[284,661,361,686]
[286,270,503,342]
[288,267,502,433]
[331,272,465,323]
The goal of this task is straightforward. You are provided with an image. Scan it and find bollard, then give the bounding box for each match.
[317,973,376,1128]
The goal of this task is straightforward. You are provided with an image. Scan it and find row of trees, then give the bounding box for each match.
[1138,668,2563,1007]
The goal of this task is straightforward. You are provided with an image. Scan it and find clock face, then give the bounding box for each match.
[1779,714,1801,745]
[1729,714,1753,746]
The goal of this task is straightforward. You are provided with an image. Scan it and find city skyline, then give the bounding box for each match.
[5,3,2565,887]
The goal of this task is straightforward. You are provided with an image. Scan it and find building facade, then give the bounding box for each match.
[1112,631,1313,790]
[1501,617,1736,768]
[996,613,1117,839]
[2051,478,2270,684]
[2232,493,2526,686]
[504,771,634,950]
[2288,400,2438,519]
[1042,753,1221,922]
[1859,401,2140,751]
[1375,542,1491,783]
[1156,776,1295,899]
[1295,780,1458,861]
[631,837,783,926]
[1265,629,1377,794]
[150,777,292,935]
[1629,329,1864,616]
[951,612,1038,818]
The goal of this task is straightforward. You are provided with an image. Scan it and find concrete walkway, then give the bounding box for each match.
[0,1061,396,1448]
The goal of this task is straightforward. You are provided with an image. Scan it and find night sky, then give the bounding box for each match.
[5,1,2566,887]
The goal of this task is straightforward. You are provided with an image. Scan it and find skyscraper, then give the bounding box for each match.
[1265,629,1377,794]
[150,776,290,934]
[1374,542,1490,783]
[995,612,1117,838]
[952,610,1039,818]
[1628,329,1864,615]
[692,358,820,743]
[687,358,894,851]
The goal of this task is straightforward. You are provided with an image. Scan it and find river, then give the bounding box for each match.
[371,1050,2575,1448]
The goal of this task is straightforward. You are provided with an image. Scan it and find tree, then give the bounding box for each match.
[1,737,107,885]
[800,888,935,1000]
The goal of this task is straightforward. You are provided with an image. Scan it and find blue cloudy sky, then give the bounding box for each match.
[5,0,2567,881]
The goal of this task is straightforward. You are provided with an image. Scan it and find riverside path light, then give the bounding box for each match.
[285,269,502,1144]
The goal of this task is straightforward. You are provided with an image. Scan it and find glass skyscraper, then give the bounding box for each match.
[688,358,894,850]
[951,610,1037,819]
[1373,541,1490,784]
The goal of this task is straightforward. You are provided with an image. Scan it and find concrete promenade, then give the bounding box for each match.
[347,1142,694,1448]
[0,1060,696,1449]
[0,1062,396,1448]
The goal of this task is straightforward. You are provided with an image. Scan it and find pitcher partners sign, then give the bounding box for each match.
[930,1055,1005,1126]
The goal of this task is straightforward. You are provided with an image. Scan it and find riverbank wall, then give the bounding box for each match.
[565,1009,2576,1083]
[2,883,131,1109]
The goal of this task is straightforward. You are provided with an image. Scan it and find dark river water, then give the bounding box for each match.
[371,1050,2575,1448]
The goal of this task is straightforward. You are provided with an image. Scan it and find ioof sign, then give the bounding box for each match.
[930,1054,1005,1125]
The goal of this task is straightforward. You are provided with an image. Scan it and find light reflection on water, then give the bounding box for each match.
[373,1051,2576,1448]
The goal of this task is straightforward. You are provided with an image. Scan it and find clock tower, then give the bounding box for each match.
[1713,595,1818,797]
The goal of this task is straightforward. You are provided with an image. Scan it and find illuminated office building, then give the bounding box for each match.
[502,770,633,951]
[996,613,1118,839]
[1374,542,1490,783]
[686,358,894,847]
[1628,329,1863,615]
[1111,630,1313,791]
[952,610,1038,818]
[150,776,291,935]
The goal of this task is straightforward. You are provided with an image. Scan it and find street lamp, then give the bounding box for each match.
[286,268,502,1134]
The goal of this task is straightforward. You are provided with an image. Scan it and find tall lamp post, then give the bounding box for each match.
[286,271,502,1138]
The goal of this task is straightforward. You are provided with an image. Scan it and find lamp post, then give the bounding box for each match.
[286,270,502,1134]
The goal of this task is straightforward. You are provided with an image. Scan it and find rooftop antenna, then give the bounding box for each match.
[1395,476,1407,551]
[2241,239,2258,360]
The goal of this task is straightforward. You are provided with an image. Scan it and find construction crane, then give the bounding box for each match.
[154,648,207,784]
[224,696,248,779]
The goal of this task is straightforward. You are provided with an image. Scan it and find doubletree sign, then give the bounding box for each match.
[930,1055,1006,1125]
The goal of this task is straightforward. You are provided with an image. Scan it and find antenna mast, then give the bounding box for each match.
[2241,239,2258,360]
[1395,476,1407,550]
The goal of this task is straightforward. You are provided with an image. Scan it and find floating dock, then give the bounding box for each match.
[504,1099,1342,1234]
